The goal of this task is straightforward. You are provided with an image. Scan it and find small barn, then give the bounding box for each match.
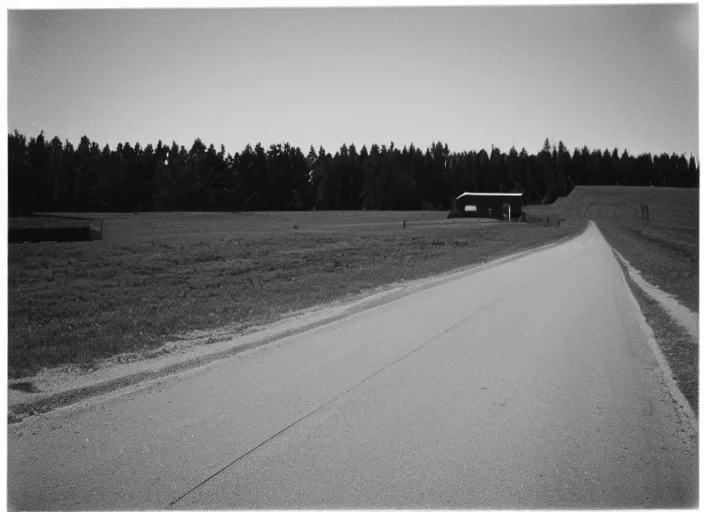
[455,192,524,220]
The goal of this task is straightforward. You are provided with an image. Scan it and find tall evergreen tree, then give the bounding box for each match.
[7,129,700,214]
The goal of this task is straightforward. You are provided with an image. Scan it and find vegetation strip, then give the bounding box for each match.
[614,250,698,419]
[612,249,698,341]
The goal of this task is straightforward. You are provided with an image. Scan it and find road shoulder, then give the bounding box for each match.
[610,244,698,421]
[613,248,698,341]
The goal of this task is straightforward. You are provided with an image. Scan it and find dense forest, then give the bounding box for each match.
[8,130,699,215]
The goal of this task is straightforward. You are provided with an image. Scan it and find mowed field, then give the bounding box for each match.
[9,211,582,378]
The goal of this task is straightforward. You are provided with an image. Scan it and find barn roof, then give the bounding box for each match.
[455,192,524,200]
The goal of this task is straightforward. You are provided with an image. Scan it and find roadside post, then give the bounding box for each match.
[641,205,649,220]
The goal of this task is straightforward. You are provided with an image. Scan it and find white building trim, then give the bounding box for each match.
[455,192,524,200]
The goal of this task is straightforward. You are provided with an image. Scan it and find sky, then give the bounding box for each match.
[7,4,699,158]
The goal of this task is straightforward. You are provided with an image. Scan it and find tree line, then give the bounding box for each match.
[8,130,699,215]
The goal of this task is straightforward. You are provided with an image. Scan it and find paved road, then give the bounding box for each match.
[8,222,697,510]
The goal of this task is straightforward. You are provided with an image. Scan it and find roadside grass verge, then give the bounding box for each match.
[9,212,582,378]
[617,256,698,414]
[597,220,698,312]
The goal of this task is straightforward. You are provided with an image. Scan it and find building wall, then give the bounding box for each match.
[456,195,523,219]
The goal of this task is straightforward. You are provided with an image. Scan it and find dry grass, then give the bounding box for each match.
[9,211,581,378]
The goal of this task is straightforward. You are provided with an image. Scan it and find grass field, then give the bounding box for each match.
[9,211,582,378]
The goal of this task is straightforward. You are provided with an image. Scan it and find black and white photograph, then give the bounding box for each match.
[6,1,699,509]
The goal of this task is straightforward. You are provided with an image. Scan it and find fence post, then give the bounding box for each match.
[641,205,649,220]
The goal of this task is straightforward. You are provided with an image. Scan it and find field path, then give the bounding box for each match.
[8,222,697,509]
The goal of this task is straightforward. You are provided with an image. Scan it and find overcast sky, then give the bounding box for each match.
[8,5,699,157]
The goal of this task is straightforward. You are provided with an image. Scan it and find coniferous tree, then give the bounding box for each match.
[7,129,699,214]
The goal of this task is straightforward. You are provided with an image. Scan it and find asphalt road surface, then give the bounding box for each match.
[8,222,698,510]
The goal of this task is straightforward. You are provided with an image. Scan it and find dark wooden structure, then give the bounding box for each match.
[9,226,94,243]
[454,192,524,220]
[640,205,649,220]
[8,215,103,244]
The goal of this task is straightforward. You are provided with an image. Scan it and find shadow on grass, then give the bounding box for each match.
[9,381,40,393]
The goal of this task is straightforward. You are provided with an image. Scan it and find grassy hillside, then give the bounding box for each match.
[9,212,581,378]
[527,186,697,227]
